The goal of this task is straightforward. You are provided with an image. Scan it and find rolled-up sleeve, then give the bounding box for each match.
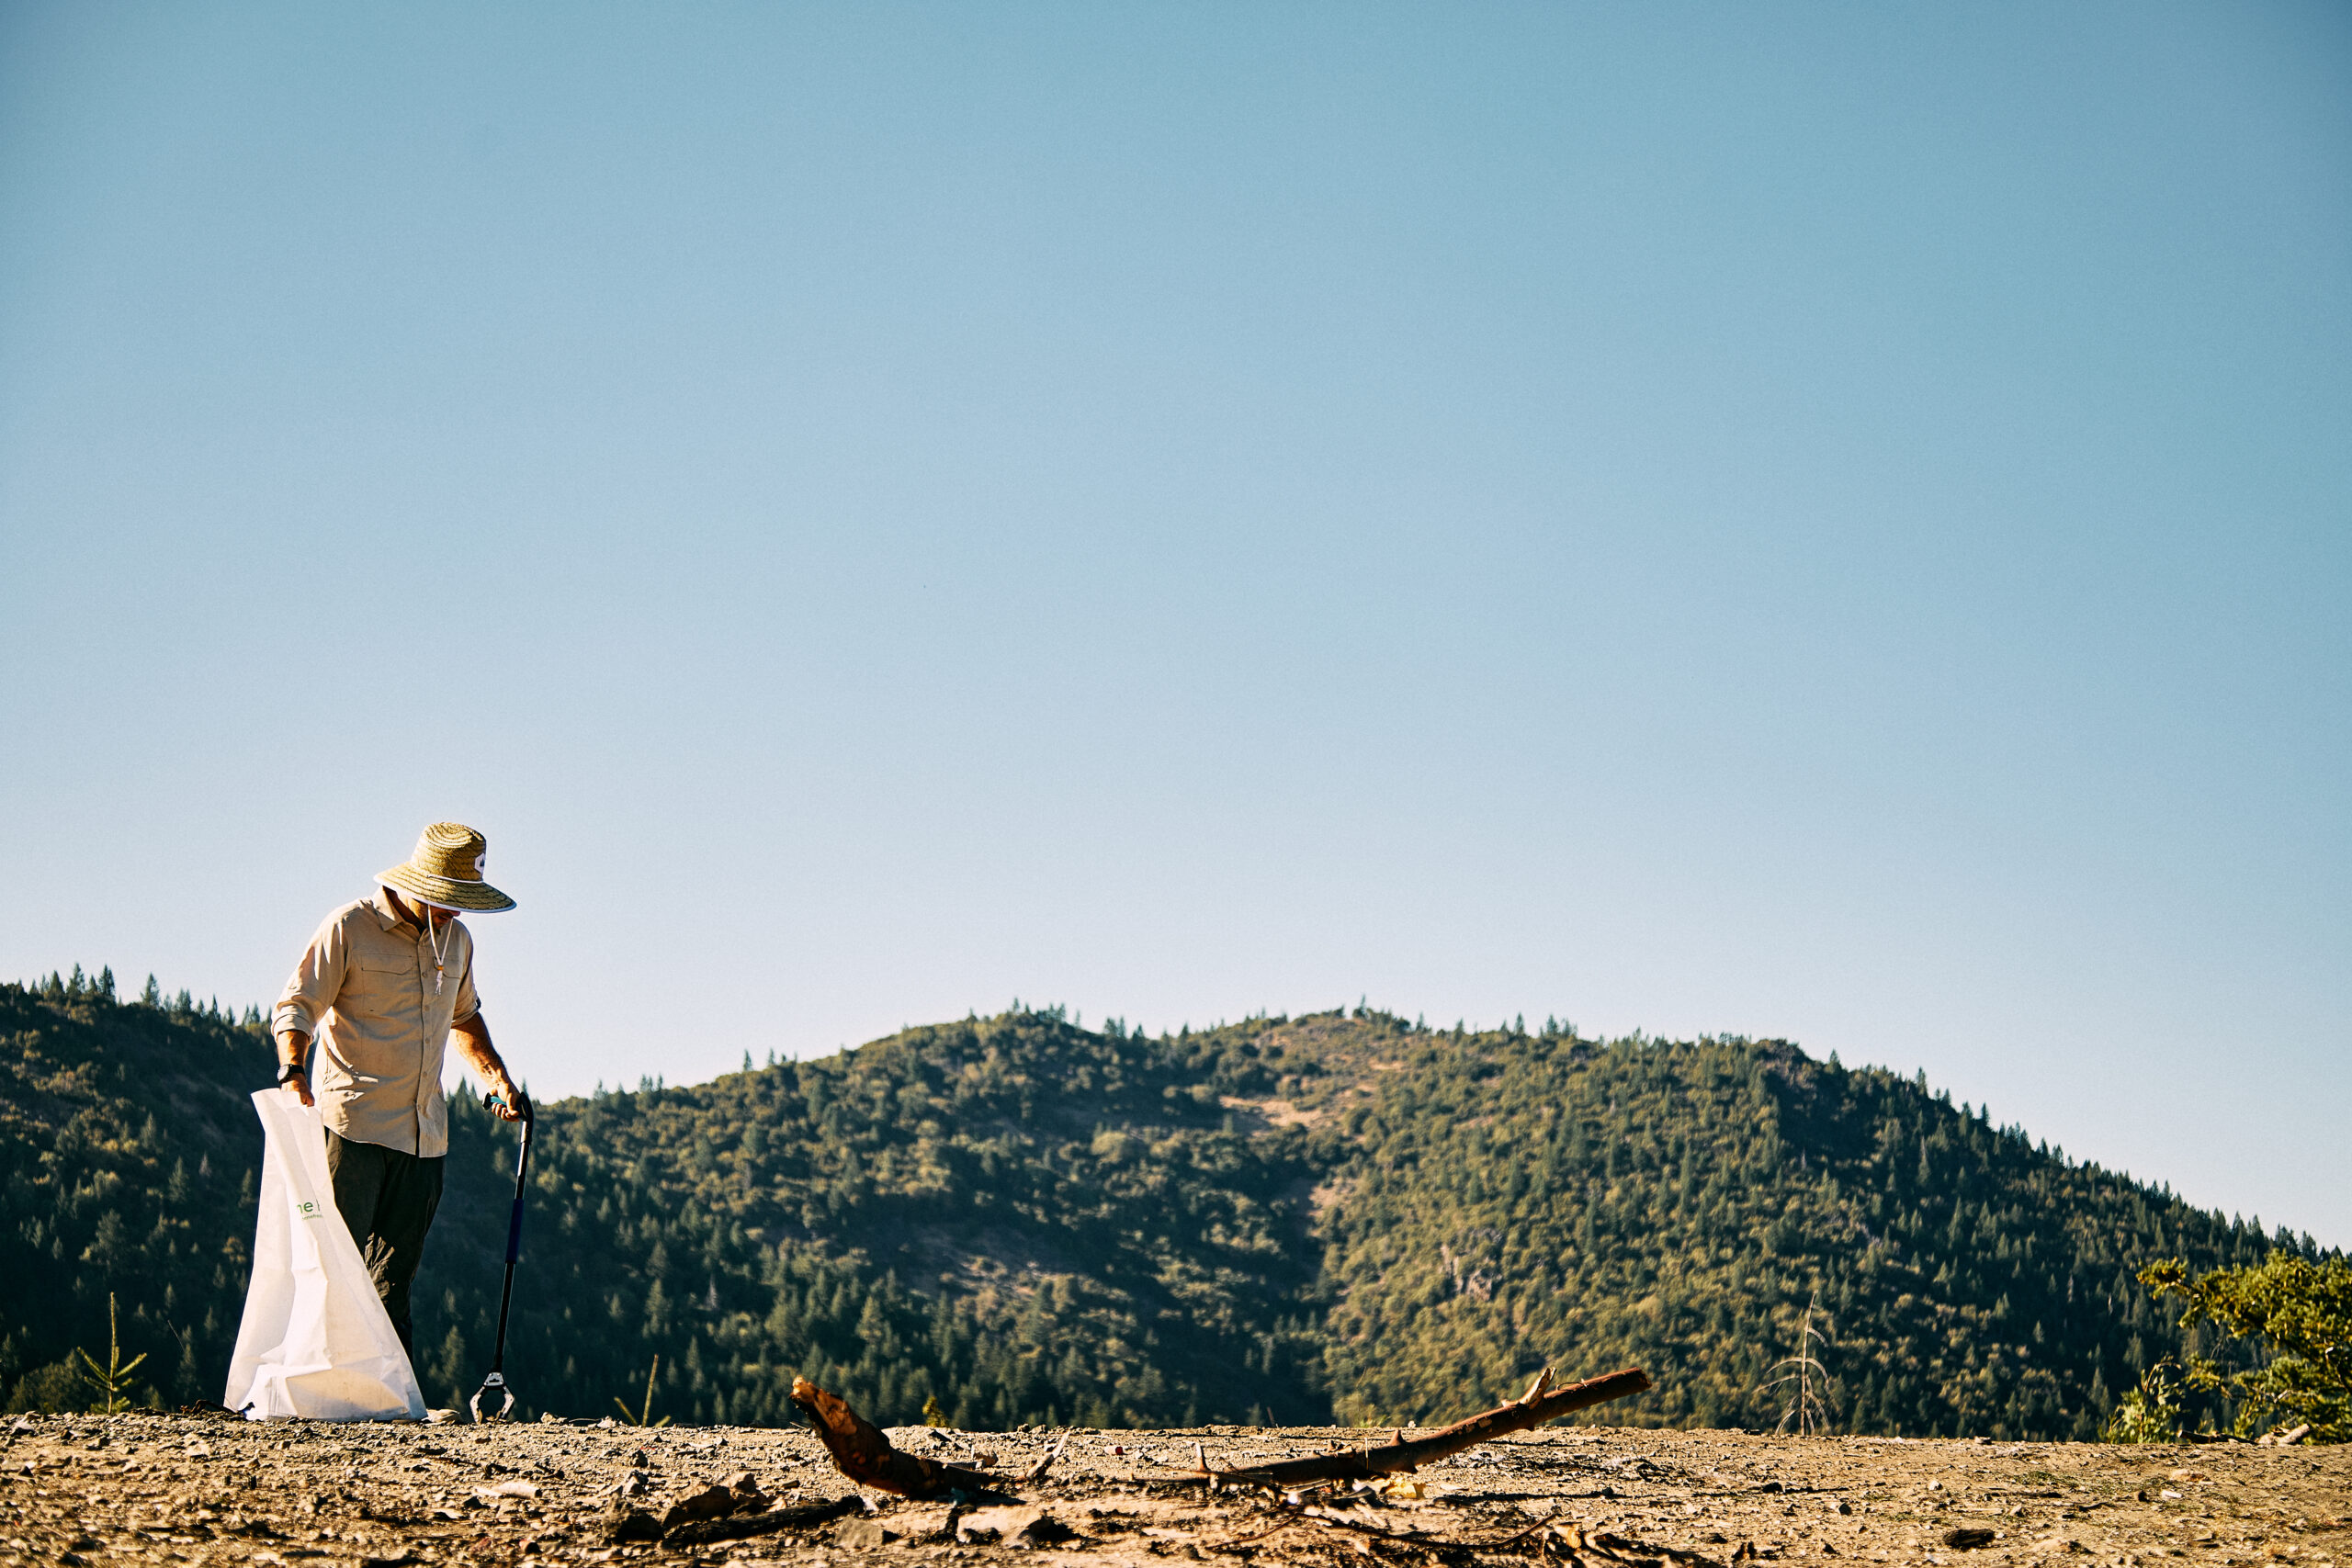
[273,908,351,1038]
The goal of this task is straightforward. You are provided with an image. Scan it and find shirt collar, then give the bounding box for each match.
[371,885,421,936]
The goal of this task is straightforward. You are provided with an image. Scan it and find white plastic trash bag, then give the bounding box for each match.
[224,1089,426,1421]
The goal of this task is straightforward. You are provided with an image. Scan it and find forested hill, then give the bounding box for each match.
[3,971,2329,1438]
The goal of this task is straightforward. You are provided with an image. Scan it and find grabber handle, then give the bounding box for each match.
[482,1091,532,1262]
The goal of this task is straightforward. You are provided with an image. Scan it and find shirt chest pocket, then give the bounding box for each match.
[350,953,417,981]
[344,952,423,1011]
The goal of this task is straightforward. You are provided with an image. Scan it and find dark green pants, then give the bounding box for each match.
[325,1131,444,1361]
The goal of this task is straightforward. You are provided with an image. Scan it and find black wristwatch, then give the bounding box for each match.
[277,1064,308,1086]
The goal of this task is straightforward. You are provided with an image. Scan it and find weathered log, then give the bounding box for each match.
[789,1376,1012,1500]
[663,1495,865,1549]
[1205,1366,1650,1490]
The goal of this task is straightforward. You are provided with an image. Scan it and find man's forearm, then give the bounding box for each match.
[452,1016,518,1092]
[453,1015,529,1122]
[273,1028,316,1106]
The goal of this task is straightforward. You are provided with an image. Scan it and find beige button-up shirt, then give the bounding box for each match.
[272,886,481,1158]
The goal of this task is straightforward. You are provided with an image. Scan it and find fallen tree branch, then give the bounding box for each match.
[1222,1516,1320,1549]
[1474,1519,1560,1552]
[789,1376,1015,1500]
[1205,1367,1651,1490]
[1296,1508,1467,1548]
[786,1364,1649,1504]
[662,1495,865,1549]
[1590,1529,1728,1568]
[1021,1426,1073,1484]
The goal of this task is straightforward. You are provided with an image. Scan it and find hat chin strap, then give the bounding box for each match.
[424,904,456,995]
[391,882,460,993]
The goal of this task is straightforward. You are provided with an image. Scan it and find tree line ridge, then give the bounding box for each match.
[2,969,2335,1438]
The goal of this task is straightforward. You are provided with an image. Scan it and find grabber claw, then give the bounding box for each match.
[469,1370,514,1423]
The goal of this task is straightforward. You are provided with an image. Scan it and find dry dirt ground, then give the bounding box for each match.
[2,1412,2343,1568]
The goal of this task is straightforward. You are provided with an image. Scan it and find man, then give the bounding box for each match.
[272,821,531,1360]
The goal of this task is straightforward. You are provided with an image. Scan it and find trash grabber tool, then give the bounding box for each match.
[469,1090,535,1422]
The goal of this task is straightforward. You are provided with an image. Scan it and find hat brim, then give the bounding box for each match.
[380,865,516,913]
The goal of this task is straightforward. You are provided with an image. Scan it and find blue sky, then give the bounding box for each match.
[3,4,2346,1246]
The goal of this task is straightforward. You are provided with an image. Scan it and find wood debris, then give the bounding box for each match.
[789,1375,1013,1500]
[1021,1425,1073,1484]
[1200,1365,1652,1490]
[785,1364,1649,1515]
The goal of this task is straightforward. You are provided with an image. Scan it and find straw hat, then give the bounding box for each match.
[379,822,516,913]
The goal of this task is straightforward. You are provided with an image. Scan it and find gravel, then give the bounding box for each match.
[0,1413,2343,1567]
